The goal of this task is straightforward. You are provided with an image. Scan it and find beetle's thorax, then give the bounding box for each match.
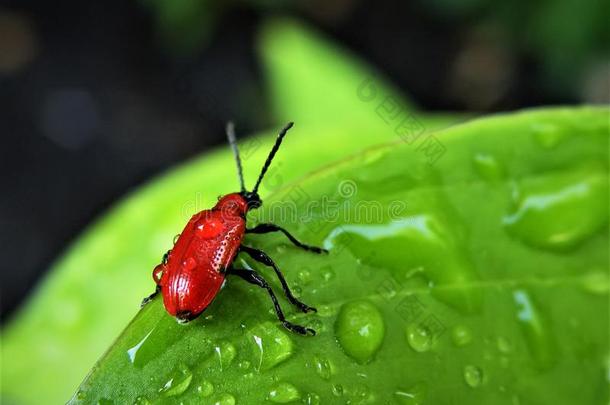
[214,192,262,217]
[214,193,248,217]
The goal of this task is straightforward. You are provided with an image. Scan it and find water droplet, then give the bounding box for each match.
[497,336,512,353]
[335,300,385,364]
[214,341,236,370]
[237,360,251,371]
[513,289,556,370]
[76,390,86,400]
[267,382,301,403]
[394,381,428,405]
[322,268,336,282]
[503,164,608,251]
[133,397,150,405]
[97,399,114,405]
[313,355,334,380]
[181,257,197,271]
[303,392,320,405]
[297,269,312,285]
[158,363,193,397]
[248,323,294,371]
[291,284,302,298]
[324,217,482,313]
[451,325,473,347]
[306,319,325,333]
[353,384,371,401]
[317,305,333,317]
[406,323,433,352]
[580,269,609,294]
[212,393,236,405]
[472,153,504,181]
[196,380,214,397]
[531,122,567,149]
[332,384,344,397]
[463,365,483,388]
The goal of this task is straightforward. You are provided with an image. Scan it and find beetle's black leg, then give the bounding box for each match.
[162,250,171,265]
[141,285,161,308]
[239,245,317,314]
[228,268,315,336]
[246,223,328,254]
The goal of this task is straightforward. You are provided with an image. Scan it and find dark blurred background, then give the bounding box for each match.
[1,0,608,320]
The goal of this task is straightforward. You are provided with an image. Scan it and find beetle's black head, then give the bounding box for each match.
[241,190,262,210]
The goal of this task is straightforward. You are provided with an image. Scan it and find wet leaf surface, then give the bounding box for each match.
[64,107,608,404]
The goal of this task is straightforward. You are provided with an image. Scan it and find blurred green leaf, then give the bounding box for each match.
[259,18,460,133]
[141,0,220,55]
[257,17,462,159]
[62,106,608,404]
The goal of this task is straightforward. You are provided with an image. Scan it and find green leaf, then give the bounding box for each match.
[0,123,410,405]
[64,106,608,404]
[2,16,461,404]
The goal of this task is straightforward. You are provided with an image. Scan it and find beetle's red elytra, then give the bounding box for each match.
[142,122,326,335]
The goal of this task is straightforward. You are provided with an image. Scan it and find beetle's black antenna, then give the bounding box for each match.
[226,122,246,193]
[252,122,293,194]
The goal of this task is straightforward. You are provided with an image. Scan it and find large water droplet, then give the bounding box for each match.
[267,382,301,403]
[133,396,150,405]
[335,300,385,364]
[158,363,193,397]
[394,381,428,405]
[324,216,482,313]
[472,153,504,182]
[463,365,483,388]
[406,323,433,352]
[503,164,608,251]
[248,323,294,371]
[451,325,473,347]
[513,289,556,370]
[214,341,236,370]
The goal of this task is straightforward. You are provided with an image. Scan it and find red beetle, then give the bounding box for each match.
[141,122,325,335]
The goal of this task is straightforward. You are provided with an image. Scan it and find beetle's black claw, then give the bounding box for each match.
[283,321,316,336]
[308,246,328,254]
[140,287,160,308]
[297,303,317,313]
